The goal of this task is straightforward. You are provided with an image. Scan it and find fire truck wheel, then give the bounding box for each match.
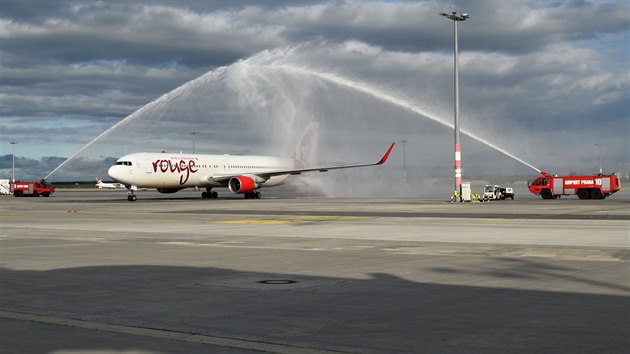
[590,189,602,199]
[577,189,590,199]
[541,189,553,200]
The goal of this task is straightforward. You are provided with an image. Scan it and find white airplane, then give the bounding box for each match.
[95,177,125,189]
[108,121,395,201]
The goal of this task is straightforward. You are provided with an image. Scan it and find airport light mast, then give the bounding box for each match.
[400,139,407,184]
[595,143,602,174]
[440,10,469,202]
[10,141,16,183]
[190,132,197,154]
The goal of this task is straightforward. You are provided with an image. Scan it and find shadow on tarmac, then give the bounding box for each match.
[1,264,629,354]
[430,256,630,293]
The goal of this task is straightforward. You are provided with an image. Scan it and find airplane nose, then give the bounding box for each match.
[108,165,120,181]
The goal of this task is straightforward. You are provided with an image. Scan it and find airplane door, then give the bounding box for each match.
[146,160,153,174]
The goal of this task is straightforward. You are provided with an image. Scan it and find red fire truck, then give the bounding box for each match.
[10,180,55,197]
[528,171,621,199]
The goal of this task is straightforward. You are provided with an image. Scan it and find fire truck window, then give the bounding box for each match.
[542,178,548,185]
[534,179,541,186]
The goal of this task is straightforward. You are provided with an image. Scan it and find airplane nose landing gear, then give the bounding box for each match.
[127,186,137,201]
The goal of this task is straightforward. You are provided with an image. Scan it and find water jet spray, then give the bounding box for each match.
[255,63,541,173]
[46,49,541,188]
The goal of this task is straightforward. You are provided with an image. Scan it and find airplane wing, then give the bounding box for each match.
[206,142,395,183]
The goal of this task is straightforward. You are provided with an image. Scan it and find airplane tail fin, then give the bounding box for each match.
[290,115,320,169]
[96,177,102,183]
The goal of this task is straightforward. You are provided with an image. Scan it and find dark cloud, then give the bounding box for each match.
[3,1,627,71]
[0,154,65,181]
[0,0,75,21]
[0,154,118,181]
[1,6,264,69]
[0,0,310,22]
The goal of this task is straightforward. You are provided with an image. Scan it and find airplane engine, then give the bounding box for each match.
[156,188,183,194]
[228,176,258,194]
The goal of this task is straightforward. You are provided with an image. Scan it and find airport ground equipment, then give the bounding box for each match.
[500,187,515,200]
[0,179,9,195]
[483,185,514,201]
[10,180,55,197]
[528,171,620,199]
[461,182,472,202]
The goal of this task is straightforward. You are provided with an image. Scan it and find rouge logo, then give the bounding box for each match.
[152,159,198,185]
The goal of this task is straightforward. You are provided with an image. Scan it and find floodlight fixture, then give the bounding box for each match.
[440,11,469,21]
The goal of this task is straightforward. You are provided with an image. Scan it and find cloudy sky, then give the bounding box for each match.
[0,0,628,186]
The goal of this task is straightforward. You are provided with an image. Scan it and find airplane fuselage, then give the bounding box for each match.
[108,152,292,190]
[107,140,394,201]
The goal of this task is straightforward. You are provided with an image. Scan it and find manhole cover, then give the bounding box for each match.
[257,280,297,285]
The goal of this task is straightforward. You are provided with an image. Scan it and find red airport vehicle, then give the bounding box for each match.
[10,179,55,197]
[528,171,620,199]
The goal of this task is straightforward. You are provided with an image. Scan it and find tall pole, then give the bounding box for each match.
[400,139,407,183]
[190,132,197,154]
[595,144,602,174]
[454,19,461,200]
[440,11,469,202]
[10,141,16,183]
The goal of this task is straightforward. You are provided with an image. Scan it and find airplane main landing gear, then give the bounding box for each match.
[244,191,261,199]
[202,188,218,199]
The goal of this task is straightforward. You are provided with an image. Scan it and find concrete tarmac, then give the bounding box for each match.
[1,189,629,353]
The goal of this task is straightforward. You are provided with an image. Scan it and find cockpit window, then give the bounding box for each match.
[115,161,132,166]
